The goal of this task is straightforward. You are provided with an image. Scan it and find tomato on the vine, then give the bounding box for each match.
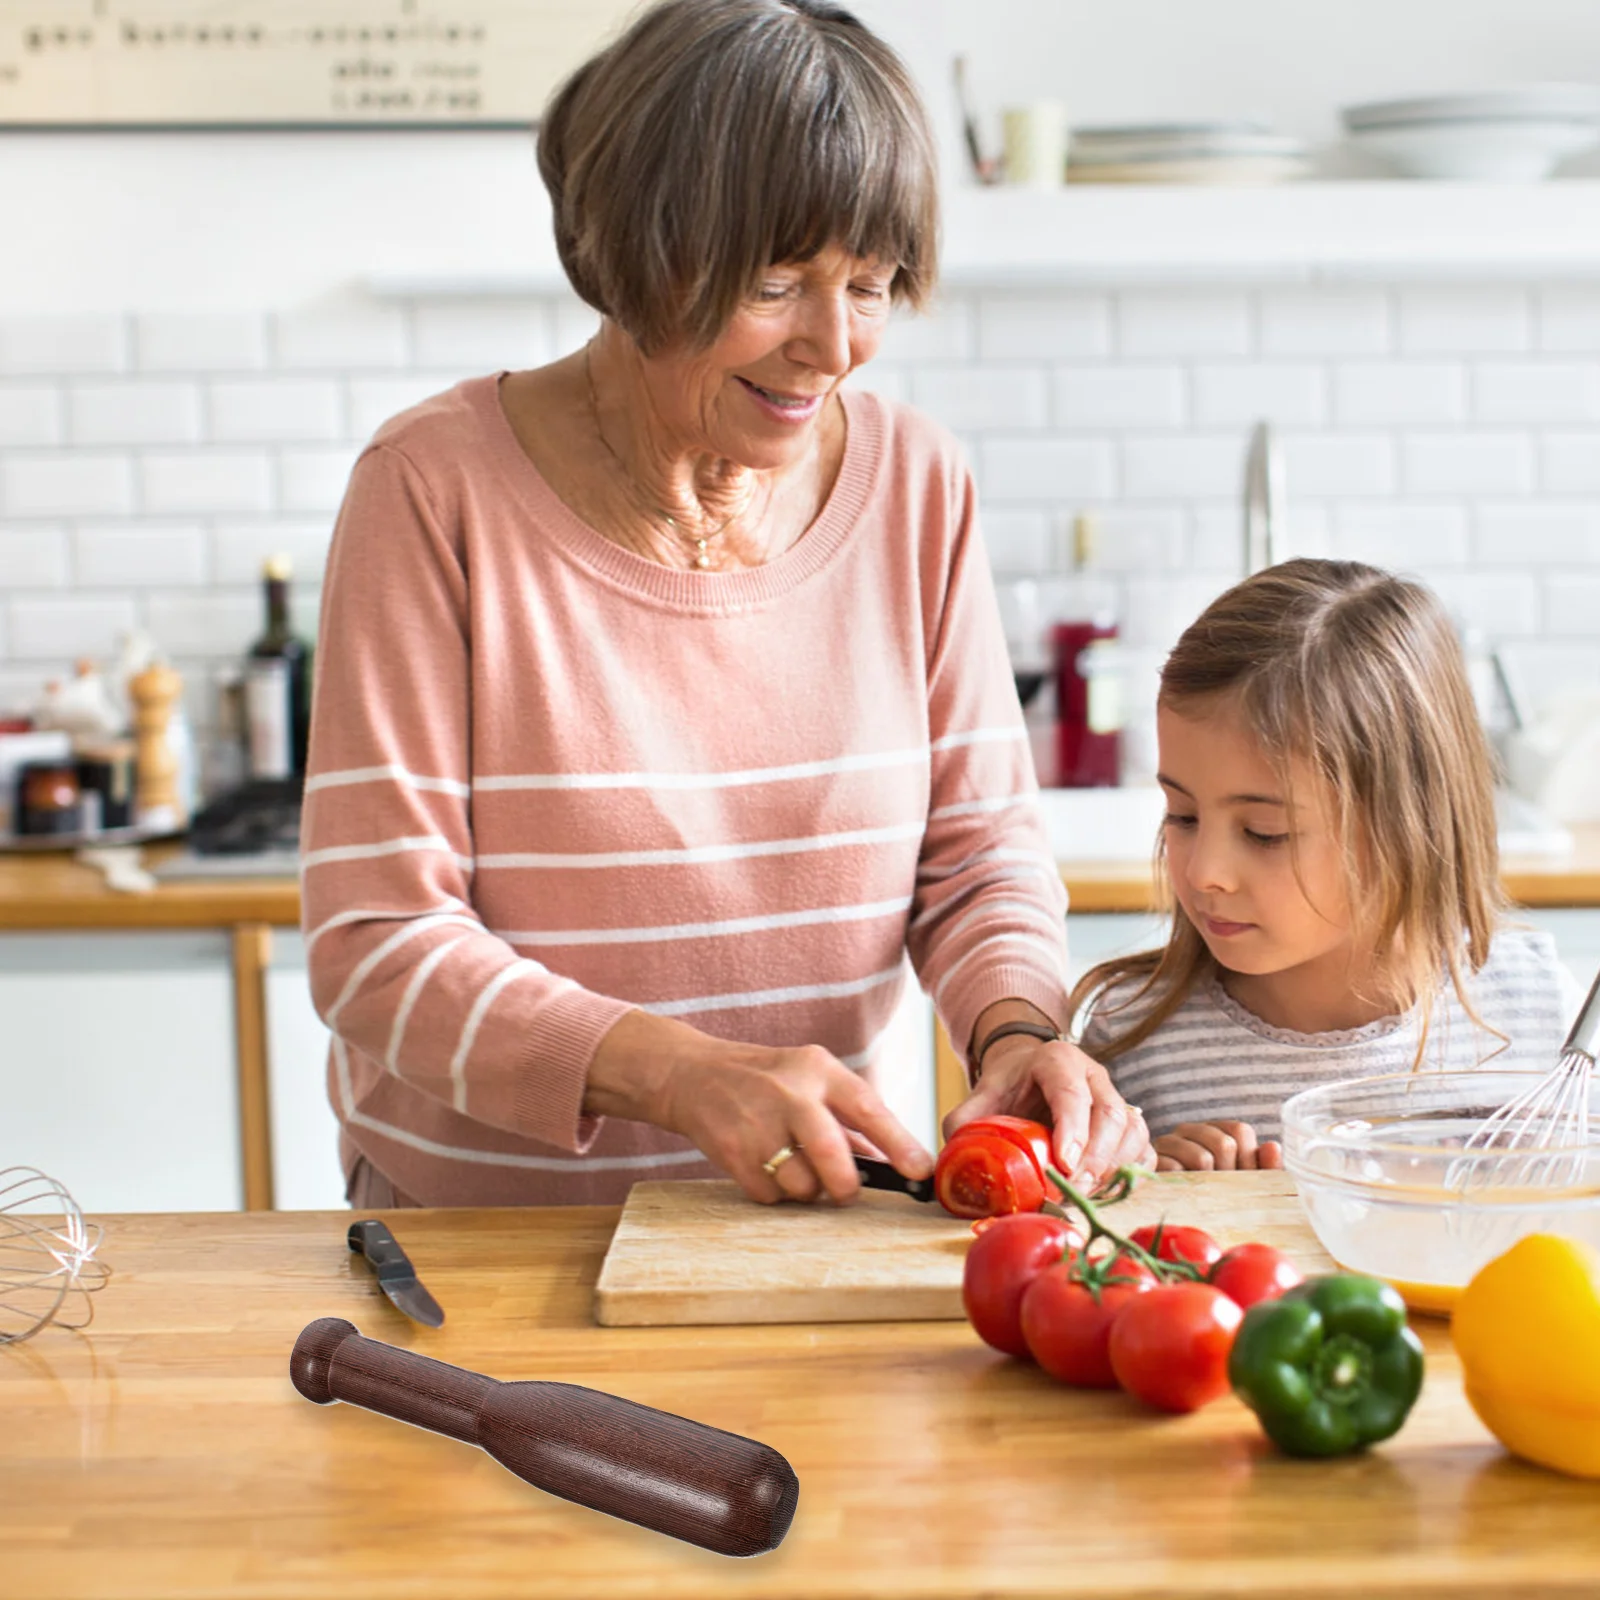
[1128,1223,1222,1273]
[1019,1251,1157,1387]
[934,1132,1047,1219]
[962,1212,1083,1358]
[1209,1242,1303,1309]
[1108,1282,1244,1413]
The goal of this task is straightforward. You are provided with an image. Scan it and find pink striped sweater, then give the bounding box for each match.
[302,374,1071,1206]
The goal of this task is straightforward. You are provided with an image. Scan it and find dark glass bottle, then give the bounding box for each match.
[244,555,312,780]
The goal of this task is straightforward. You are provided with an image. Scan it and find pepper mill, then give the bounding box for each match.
[289,1317,799,1557]
[127,662,183,828]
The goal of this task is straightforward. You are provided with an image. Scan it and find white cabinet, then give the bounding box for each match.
[0,932,239,1212]
[263,931,345,1211]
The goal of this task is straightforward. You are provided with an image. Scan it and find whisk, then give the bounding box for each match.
[1453,966,1600,1193]
[0,1167,110,1344]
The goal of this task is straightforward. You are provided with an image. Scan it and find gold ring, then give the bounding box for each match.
[761,1144,797,1177]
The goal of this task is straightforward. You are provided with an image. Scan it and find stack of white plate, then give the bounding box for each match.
[1067,122,1310,185]
[1342,84,1600,180]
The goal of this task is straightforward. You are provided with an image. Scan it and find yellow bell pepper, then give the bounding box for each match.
[1452,1234,1600,1480]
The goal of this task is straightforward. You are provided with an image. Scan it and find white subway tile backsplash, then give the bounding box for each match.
[1192,364,1325,427]
[1474,362,1600,424]
[145,592,261,657]
[1400,289,1530,354]
[981,510,1054,572]
[1403,433,1534,496]
[1426,570,1542,637]
[4,279,1600,738]
[1498,641,1600,721]
[7,596,139,659]
[1334,504,1471,567]
[347,374,463,440]
[1539,288,1600,354]
[212,522,333,585]
[912,366,1048,431]
[0,387,63,447]
[1118,291,1250,357]
[412,302,552,370]
[3,453,135,517]
[1122,436,1240,500]
[1478,504,1600,564]
[140,452,274,515]
[1333,363,1466,426]
[68,381,203,446]
[1259,289,1390,356]
[279,446,360,513]
[1281,434,1396,498]
[0,527,69,588]
[978,294,1110,361]
[1054,366,1185,429]
[879,299,973,363]
[1541,573,1600,637]
[979,438,1115,503]
[209,380,345,443]
[273,308,408,371]
[0,316,126,376]
[136,314,268,374]
[75,524,207,588]
[1542,432,1600,494]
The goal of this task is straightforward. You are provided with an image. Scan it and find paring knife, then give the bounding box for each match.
[347,1219,445,1327]
[852,1154,936,1203]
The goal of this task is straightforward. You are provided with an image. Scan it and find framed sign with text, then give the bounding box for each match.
[0,1,637,128]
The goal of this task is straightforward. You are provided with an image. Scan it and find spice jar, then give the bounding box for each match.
[16,760,83,835]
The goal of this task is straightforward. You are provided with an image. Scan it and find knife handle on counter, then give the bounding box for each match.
[289,1317,798,1557]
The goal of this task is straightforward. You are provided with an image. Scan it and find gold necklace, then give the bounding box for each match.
[583,341,752,570]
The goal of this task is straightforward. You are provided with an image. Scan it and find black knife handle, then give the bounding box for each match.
[852,1154,935,1202]
[290,1317,799,1558]
[348,1218,409,1269]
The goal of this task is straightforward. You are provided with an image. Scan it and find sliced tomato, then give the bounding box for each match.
[951,1116,1054,1181]
[962,1212,1083,1358]
[933,1133,1047,1219]
[1128,1223,1223,1273]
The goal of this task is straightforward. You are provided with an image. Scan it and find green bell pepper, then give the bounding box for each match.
[1228,1273,1425,1458]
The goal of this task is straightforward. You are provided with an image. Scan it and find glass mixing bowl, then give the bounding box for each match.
[1281,1070,1600,1315]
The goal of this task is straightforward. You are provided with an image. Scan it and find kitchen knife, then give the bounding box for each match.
[852,1154,936,1203]
[347,1219,445,1327]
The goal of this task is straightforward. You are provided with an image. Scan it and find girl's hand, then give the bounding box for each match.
[944,1036,1155,1189]
[1154,1120,1284,1172]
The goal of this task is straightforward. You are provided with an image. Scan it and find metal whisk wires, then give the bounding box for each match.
[1452,967,1600,1194]
[0,1167,110,1344]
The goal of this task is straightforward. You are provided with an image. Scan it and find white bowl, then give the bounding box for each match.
[1349,118,1600,180]
[1344,84,1600,130]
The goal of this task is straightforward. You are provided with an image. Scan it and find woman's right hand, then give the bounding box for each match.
[588,1011,933,1204]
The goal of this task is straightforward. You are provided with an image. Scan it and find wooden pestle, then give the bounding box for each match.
[289,1317,798,1557]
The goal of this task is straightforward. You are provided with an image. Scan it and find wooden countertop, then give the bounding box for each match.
[5,828,1600,931]
[4,1197,1597,1599]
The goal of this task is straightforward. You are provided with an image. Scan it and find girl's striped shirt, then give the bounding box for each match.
[301,376,1071,1205]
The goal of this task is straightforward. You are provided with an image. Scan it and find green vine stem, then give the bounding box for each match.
[1044,1164,1203,1289]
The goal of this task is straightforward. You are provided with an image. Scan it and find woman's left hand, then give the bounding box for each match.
[943,1035,1154,1190]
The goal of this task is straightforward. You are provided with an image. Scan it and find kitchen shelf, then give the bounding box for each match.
[364,180,1600,299]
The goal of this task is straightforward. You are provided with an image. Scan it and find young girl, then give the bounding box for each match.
[1073,558,1578,1173]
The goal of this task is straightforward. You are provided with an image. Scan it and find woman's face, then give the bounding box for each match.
[1156,698,1356,981]
[638,242,896,469]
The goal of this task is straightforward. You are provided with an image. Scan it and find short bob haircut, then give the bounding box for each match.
[537,0,939,353]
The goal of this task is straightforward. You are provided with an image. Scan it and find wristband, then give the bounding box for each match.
[972,1019,1061,1079]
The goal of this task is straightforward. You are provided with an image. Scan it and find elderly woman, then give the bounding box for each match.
[303,0,1152,1209]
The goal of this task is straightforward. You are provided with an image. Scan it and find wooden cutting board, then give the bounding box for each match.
[593,1169,1337,1326]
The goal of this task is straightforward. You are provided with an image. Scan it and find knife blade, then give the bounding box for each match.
[347,1219,445,1327]
[852,1154,936,1203]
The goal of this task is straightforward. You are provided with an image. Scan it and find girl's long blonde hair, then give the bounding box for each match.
[1073,558,1505,1061]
